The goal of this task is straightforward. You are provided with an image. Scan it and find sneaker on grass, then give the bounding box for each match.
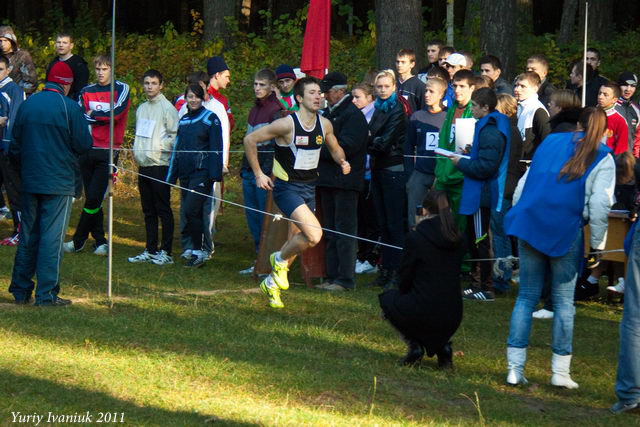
[356,260,377,274]
[128,250,154,263]
[239,264,255,275]
[610,400,639,415]
[260,276,284,308]
[532,308,554,319]
[607,278,625,294]
[269,252,290,290]
[463,290,495,301]
[0,206,11,220]
[93,243,108,256]
[151,250,173,265]
[184,252,206,268]
[63,240,84,253]
[181,249,192,260]
[0,233,19,246]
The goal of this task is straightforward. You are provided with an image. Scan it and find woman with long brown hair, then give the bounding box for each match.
[503,107,615,388]
[379,189,465,369]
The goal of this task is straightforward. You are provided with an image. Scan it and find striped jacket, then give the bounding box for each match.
[78,80,131,148]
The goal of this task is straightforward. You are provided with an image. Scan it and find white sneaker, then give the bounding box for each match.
[128,250,153,263]
[532,308,554,319]
[358,261,377,274]
[239,264,255,275]
[354,260,364,273]
[607,278,625,294]
[93,243,108,256]
[181,249,193,260]
[0,206,10,220]
[63,240,84,253]
[151,250,174,265]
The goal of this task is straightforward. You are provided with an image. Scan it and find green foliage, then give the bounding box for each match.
[6,10,375,158]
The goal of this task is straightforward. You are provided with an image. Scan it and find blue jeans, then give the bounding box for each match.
[241,170,268,253]
[491,199,513,292]
[371,169,406,270]
[507,232,581,355]
[615,224,640,404]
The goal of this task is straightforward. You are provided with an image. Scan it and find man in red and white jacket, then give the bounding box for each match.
[598,82,629,155]
[64,54,130,255]
[206,56,233,170]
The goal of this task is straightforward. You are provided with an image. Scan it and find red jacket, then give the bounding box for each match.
[604,107,629,155]
[208,86,234,132]
[79,81,131,148]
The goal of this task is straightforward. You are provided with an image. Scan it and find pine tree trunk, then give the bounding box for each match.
[428,0,447,32]
[203,0,238,42]
[516,0,533,34]
[463,0,483,38]
[481,0,516,80]
[579,0,613,42]
[374,0,424,70]
[557,0,578,44]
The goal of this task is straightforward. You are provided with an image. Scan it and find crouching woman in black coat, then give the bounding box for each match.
[379,189,465,368]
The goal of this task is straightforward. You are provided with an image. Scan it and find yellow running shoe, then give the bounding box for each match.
[260,277,284,308]
[270,252,290,290]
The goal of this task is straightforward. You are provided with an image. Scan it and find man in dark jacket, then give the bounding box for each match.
[8,62,92,306]
[526,54,555,108]
[616,72,640,156]
[316,72,368,291]
[46,32,89,102]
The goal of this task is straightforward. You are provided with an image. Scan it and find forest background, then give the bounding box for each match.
[1,0,639,148]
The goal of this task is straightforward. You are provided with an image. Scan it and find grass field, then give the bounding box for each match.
[0,168,636,426]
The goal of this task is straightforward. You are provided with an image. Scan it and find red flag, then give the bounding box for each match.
[300,0,331,78]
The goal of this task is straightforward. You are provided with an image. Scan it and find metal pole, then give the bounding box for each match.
[582,2,588,107]
[107,0,116,299]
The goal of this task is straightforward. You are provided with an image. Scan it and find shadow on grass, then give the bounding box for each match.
[0,369,256,426]
[0,290,630,425]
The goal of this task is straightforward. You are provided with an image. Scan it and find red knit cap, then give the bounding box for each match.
[47,61,74,85]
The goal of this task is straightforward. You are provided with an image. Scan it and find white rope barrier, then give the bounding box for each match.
[115,165,404,250]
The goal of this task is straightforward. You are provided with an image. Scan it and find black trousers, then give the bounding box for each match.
[0,152,22,232]
[466,207,493,290]
[318,186,359,288]
[138,165,173,255]
[357,180,379,264]
[73,149,118,247]
[181,177,213,252]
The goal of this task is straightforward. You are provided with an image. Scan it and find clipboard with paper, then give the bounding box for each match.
[454,118,476,152]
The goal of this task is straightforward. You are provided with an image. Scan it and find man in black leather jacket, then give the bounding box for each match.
[316,72,368,291]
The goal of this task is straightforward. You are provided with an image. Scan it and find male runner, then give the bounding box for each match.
[243,76,350,308]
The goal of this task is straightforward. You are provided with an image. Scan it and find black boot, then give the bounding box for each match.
[401,341,424,366]
[436,341,453,370]
[383,269,399,290]
[368,268,390,288]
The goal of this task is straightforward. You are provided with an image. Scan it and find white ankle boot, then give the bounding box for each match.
[550,353,579,389]
[506,347,528,386]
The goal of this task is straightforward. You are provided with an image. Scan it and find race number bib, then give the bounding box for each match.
[294,148,321,170]
[135,119,156,138]
[425,132,439,151]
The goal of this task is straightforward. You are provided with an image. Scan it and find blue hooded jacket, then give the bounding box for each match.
[505,132,611,257]
[458,111,511,215]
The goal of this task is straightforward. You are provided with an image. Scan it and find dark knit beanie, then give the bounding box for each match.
[207,56,229,76]
[276,64,296,80]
